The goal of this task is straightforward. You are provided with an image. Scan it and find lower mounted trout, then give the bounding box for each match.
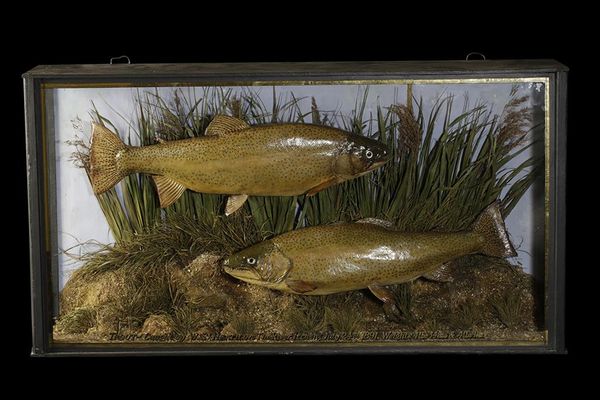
[89,115,390,215]
[223,202,516,311]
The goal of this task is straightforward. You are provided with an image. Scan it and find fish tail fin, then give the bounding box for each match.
[471,201,517,258]
[89,123,128,194]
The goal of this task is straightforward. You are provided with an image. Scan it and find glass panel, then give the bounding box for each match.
[46,80,547,345]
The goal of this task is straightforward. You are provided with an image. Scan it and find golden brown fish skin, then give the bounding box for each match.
[224,224,483,295]
[89,118,389,212]
[119,124,375,196]
[223,202,516,295]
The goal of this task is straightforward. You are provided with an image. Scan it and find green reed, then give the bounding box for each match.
[75,85,539,247]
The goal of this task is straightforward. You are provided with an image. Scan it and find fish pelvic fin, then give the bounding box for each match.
[471,201,517,258]
[368,284,404,323]
[225,194,249,216]
[89,123,129,194]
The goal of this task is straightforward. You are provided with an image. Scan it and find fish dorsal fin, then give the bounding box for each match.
[205,115,250,136]
[152,175,186,208]
[356,218,394,229]
[225,194,249,216]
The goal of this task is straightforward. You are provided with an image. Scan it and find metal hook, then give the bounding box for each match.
[465,52,486,61]
[109,55,131,65]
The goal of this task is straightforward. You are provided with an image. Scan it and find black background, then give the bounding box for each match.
[6,6,584,382]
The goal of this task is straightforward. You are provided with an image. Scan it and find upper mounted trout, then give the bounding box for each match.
[89,115,390,214]
[223,202,517,315]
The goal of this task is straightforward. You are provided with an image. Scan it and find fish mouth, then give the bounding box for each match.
[372,159,389,169]
[223,266,263,282]
[365,159,390,172]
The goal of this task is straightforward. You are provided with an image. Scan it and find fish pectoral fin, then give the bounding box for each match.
[205,115,250,136]
[305,177,339,196]
[286,279,318,294]
[422,262,454,283]
[356,218,394,229]
[225,194,249,216]
[152,175,187,208]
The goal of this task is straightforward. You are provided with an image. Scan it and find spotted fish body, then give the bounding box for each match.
[124,125,354,196]
[223,202,516,295]
[89,115,390,214]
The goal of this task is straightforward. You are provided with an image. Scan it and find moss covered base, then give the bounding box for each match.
[54,254,545,345]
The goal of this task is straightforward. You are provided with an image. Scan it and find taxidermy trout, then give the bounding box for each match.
[89,116,390,215]
[223,202,516,308]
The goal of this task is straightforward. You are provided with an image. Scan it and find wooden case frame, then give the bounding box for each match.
[23,60,568,355]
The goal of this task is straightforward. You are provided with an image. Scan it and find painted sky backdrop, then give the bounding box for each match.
[51,82,546,289]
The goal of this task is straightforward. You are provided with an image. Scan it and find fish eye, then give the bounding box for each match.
[246,257,256,265]
[365,150,373,159]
